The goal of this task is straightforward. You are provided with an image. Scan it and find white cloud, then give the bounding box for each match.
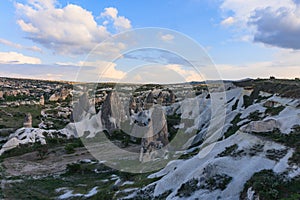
[166,64,203,82]
[0,52,41,64]
[15,1,131,55]
[221,17,235,26]
[0,38,42,53]
[161,34,175,41]
[220,0,300,49]
[78,60,126,81]
[17,19,39,33]
[101,7,132,31]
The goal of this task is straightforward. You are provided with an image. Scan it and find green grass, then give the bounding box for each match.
[2,161,162,200]
[0,138,84,159]
[234,78,300,99]
[0,105,42,128]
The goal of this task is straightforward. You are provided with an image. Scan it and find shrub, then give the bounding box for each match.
[217,144,238,157]
[64,144,75,154]
[265,105,285,116]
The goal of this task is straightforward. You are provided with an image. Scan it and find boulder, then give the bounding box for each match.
[241,119,280,133]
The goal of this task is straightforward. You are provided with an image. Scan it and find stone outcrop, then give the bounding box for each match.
[145,92,154,109]
[167,91,176,104]
[101,91,126,134]
[39,95,45,106]
[263,100,281,108]
[71,93,90,122]
[129,96,137,115]
[49,87,71,102]
[23,113,32,128]
[140,106,169,162]
[241,119,280,133]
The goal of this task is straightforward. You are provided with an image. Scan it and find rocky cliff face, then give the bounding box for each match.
[139,106,169,162]
[49,87,71,102]
[71,92,91,122]
[23,113,32,128]
[101,91,126,134]
[121,84,300,200]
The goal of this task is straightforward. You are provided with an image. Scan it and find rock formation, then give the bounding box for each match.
[167,90,176,104]
[140,106,169,162]
[241,119,280,133]
[129,96,137,115]
[101,91,126,134]
[23,113,32,128]
[39,95,45,106]
[145,92,154,109]
[49,87,71,102]
[71,93,91,122]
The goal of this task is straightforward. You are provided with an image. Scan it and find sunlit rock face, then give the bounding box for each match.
[71,93,91,122]
[49,87,71,102]
[101,91,126,135]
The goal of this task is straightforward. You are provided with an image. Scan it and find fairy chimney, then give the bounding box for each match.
[24,113,32,128]
[39,95,45,106]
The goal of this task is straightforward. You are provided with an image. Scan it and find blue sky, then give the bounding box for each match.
[0,0,299,82]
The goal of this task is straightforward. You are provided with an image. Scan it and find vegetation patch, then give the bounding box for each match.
[251,127,300,166]
[265,148,288,161]
[248,110,264,121]
[224,113,242,138]
[233,78,300,99]
[202,174,232,191]
[176,178,199,197]
[166,113,181,142]
[0,138,84,159]
[248,143,264,156]
[241,170,300,200]
[231,99,239,111]
[216,144,245,158]
[176,174,233,197]
[0,105,42,128]
[178,148,200,160]
[265,105,285,116]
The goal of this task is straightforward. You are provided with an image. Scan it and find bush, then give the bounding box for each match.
[64,144,75,154]
[241,170,300,200]
[265,105,285,116]
[217,144,238,157]
[66,163,81,174]
[176,178,199,197]
[248,110,263,121]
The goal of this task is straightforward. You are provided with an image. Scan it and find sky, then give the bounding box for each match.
[0,0,300,82]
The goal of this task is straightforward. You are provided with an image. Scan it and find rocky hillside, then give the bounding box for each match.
[0,79,299,199]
